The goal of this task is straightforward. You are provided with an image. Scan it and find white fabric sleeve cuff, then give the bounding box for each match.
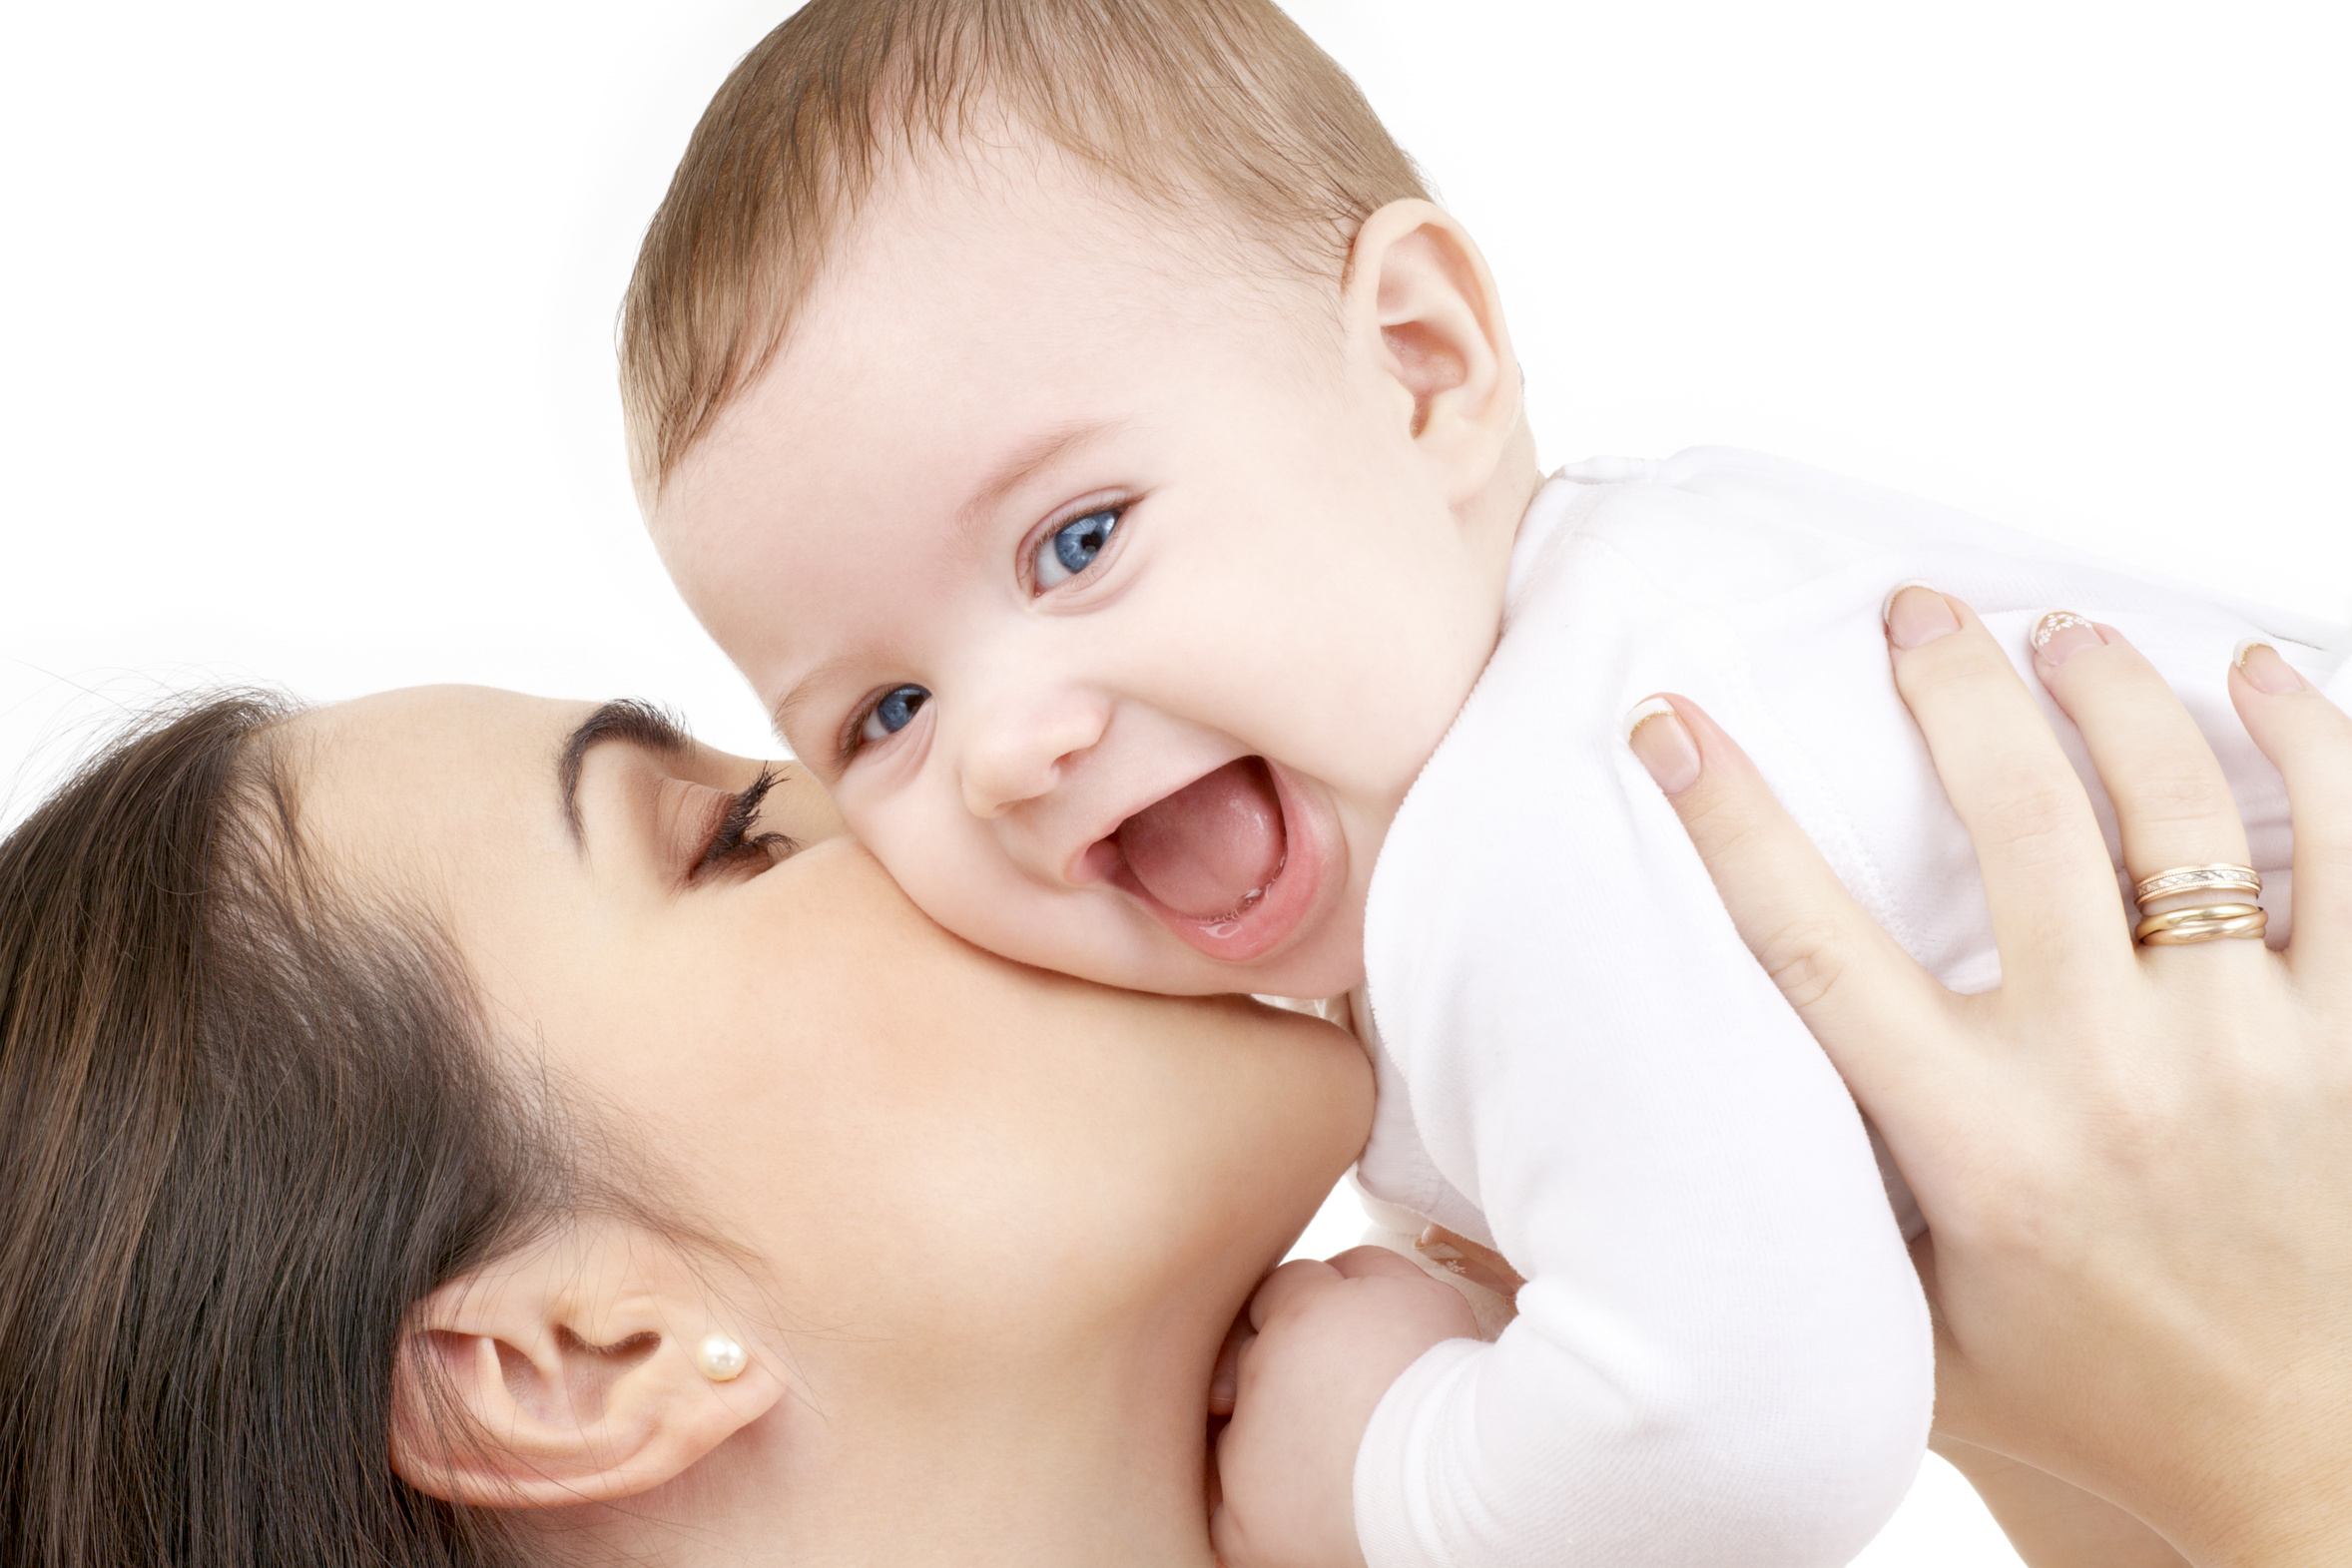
[1352,1335,1485,1568]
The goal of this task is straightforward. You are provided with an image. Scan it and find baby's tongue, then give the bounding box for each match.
[1115,759,1285,921]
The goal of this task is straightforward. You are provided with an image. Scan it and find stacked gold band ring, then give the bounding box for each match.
[2129,863,2266,946]
[2133,903,2268,945]
[2131,863,2262,903]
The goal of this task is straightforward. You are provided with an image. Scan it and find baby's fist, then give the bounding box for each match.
[1210,1247,1476,1568]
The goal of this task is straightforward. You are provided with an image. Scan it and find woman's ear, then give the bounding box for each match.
[388,1224,786,1509]
[1343,199,1524,504]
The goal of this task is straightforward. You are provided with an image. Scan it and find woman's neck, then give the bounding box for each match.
[528,1313,1225,1567]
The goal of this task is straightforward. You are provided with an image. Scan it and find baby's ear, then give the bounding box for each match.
[388,1223,786,1509]
[1344,199,1523,502]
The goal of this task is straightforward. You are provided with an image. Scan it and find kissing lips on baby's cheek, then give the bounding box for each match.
[1075,757,1338,964]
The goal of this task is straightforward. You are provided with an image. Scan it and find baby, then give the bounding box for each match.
[622,2,2351,1564]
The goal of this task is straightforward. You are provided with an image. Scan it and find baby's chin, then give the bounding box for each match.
[1025,905,1365,1001]
[1239,950,1369,1008]
[1145,919,1369,1004]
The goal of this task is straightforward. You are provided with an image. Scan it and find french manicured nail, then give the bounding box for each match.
[2234,638,2306,694]
[1886,586,1961,650]
[1626,696,1700,794]
[2031,610,2108,667]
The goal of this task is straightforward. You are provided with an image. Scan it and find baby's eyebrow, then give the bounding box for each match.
[770,655,863,756]
[951,418,1122,547]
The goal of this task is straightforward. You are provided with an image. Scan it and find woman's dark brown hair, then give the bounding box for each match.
[0,693,570,1567]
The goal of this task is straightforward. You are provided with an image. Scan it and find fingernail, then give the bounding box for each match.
[2234,638,2306,695]
[1626,696,1700,794]
[2031,610,2108,667]
[1879,579,1935,622]
[1886,586,1961,650]
[1416,1226,1524,1300]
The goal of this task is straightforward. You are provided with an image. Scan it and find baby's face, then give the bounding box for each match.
[657,149,1507,997]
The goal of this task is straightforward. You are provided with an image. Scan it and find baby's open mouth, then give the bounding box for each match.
[1114,757,1287,930]
[1089,756,1330,965]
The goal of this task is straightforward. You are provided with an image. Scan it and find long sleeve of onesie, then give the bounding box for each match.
[1350,448,2351,1568]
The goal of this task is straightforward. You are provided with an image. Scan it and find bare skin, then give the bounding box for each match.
[1636,595,2352,1566]
[281,685,1373,1568]
[651,136,1541,1561]
[655,139,1542,1002]
[642,112,2351,1568]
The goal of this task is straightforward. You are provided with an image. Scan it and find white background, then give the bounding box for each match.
[6,2,2348,1559]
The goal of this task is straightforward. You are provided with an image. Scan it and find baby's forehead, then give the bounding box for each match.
[675,178,1319,490]
[812,140,1294,336]
[619,0,1426,515]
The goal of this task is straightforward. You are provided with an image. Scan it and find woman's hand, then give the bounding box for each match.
[1628,589,2352,1566]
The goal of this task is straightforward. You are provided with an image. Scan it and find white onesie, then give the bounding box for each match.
[1348,447,2351,1568]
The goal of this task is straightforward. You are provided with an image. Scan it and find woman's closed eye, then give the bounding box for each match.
[694,768,797,880]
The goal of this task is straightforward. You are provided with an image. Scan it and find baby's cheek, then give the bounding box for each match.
[857,806,1012,932]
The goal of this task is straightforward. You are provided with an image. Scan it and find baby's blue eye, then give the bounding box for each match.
[1033,507,1121,589]
[860,685,929,745]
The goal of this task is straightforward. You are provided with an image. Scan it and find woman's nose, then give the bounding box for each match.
[957,688,1112,818]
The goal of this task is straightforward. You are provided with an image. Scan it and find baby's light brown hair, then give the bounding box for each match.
[618,0,1428,504]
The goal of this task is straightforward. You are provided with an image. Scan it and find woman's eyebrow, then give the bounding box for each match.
[556,699,692,848]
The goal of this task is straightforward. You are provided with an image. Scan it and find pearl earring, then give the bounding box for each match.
[693,1330,749,1382]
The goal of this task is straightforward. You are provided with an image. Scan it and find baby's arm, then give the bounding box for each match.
[1330,670,1935,1564]
[1211,1250,1475,1568]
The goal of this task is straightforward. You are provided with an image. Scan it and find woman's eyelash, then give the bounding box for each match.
[696,769,796,877]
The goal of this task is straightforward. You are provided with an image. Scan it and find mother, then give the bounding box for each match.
[2,610,2348,1568]
[0,683,1368,1565]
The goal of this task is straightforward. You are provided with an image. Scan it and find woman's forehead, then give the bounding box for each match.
[287,686,591,881]
[298,685,581,787]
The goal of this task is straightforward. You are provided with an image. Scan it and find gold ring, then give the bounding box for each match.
[2134,903,2268,945]
[2132,863,2261,905]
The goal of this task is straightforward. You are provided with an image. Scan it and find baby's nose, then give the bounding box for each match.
[957,690,1111,819]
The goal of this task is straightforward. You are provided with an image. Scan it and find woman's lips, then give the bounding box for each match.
[1095,758,1333,964]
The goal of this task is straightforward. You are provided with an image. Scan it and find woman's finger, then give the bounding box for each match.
[2028,613,2253,903]
[1885,589,2131,991]
[2229,641,2352,971]
[1628,693,1947,1105]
